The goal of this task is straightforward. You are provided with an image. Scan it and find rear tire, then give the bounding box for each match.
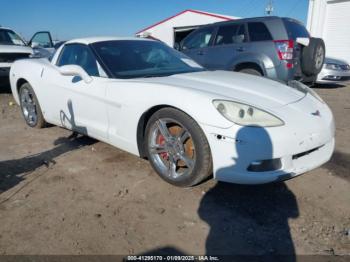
[238,68,262,76]
[19,83,46,128]
[145,108,212,187]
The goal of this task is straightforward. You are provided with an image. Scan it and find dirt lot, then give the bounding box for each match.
[0,81,349,256]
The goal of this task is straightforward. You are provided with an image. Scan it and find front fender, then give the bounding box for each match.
[105,81,234,156]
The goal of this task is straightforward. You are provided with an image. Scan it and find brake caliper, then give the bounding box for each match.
[157,134,168,159]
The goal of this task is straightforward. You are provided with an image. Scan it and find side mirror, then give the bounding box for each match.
[29,31,54,48]
[58,65,93,84]
[31,42,39,48]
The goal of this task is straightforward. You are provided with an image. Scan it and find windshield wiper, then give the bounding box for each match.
[141,73,175,78]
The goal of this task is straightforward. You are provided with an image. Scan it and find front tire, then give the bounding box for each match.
[145,108,212,187]
[19,83,46,128]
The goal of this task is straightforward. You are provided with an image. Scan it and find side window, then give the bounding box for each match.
[0,30,25,46]
[182,28,214,50]
[215,24,246,46]
[283,19,310,39]
[248,22,273,42]
[8,31,26,46]
[57,44,100,77]
[236,25,246,43]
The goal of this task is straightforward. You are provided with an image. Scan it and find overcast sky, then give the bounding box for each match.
[1,0,309,41]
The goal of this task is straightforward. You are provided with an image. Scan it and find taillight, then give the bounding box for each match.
[274,40,294,60]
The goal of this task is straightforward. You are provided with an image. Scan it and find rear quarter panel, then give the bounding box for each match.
[232,44,279,71]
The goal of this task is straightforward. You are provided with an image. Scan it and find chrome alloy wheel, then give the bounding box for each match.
[148,118,196,179]
[20,88,38,126]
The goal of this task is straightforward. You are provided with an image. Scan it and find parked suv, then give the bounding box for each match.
[0,27,54,83]
[178,16,325,84]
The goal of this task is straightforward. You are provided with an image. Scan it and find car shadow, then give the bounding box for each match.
[138,183,298,260]
[0,99,95,194]
[198,182,298,259]
[198,126,299,259]
[60,99,88,135]
[0,133,96,194]
[312,83,347,89]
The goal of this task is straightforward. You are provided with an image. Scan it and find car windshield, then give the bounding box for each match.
[91,40,205,79]
[0,29,26,46]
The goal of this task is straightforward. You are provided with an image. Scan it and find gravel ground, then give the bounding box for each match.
[0,81,349,256]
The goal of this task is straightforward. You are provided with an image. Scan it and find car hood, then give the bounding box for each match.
[0,45,33,54]
[139,70,306,109]
[324,57,349,65]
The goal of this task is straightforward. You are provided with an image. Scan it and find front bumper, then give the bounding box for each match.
[201,95,335,184]
[317,67,350,83]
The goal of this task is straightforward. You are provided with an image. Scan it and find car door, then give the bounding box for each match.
[44,43,109,141]
[203,23,248,70]
[180,27,215,67]
[29,31,55,55]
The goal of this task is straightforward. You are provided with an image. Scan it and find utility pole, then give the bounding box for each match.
[265,0,274,15]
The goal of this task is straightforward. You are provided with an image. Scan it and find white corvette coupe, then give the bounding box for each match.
[10,37,335,187]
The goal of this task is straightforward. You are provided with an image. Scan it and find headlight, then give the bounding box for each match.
[213,100,284,127]
[325,63,342,70]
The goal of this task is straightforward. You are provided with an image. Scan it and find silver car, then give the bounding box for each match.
[317,57,350,84]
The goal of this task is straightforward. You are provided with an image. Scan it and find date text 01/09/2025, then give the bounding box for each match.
[125,255,220,261]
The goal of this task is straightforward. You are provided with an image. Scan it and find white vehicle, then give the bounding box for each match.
[317,57,350,84]
[9,37,335,187]
[0,28,54,81]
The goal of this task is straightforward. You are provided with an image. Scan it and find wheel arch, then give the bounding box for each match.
[13,78,30,104]
[17,78,29,92]
[137,104,188,158]
[234,62,264,75]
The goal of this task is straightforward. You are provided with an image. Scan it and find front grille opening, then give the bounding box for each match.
[247,158,282,172]
[322,75,341,81]
[292,145,324,160]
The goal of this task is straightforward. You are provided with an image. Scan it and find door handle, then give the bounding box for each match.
[236,47,245,52]
[197,50,205,55]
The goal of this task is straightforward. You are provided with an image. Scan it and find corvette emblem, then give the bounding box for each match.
[311,110,321,117]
